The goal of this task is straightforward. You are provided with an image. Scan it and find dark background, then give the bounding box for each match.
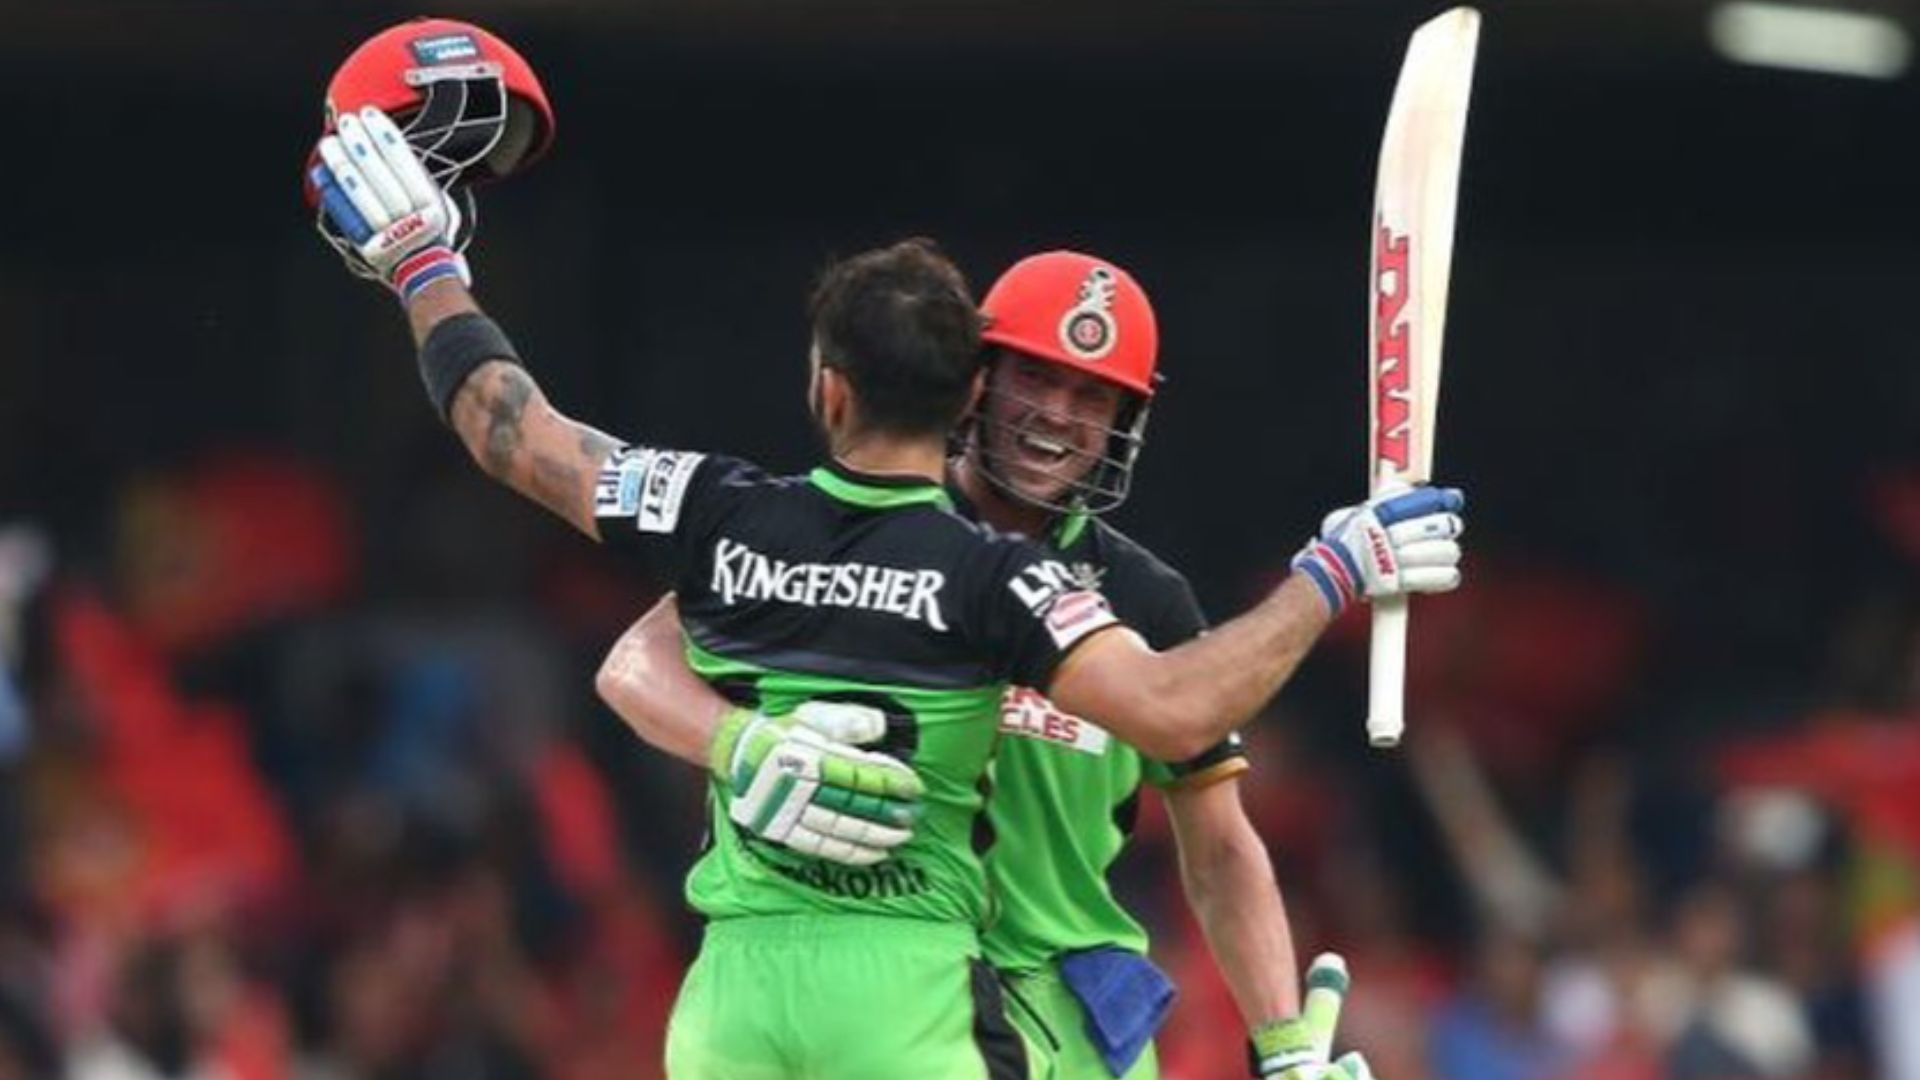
[1,2,1916,1077]
[7,1,1917,709]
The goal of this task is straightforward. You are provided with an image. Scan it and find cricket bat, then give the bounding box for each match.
[1367,7,1480,748]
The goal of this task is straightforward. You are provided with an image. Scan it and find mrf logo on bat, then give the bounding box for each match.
[1373,220,1413,475]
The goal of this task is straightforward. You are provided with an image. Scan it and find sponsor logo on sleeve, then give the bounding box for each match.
[593,447,656,519]
[998,686,1110,755]
[1044,590,1113,647]
[637,451,706,534]
[1008,559,1118,650]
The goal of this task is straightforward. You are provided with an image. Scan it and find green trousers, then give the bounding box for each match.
[666,914,1039,1079]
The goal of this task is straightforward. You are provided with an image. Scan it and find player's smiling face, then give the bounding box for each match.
[981,352,1126,506]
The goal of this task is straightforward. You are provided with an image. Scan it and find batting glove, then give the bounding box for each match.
[307,106,468,301]
[1290,484,1465,617]
[1250,954,1352,1079]
[1264,1052,1381,1080]
[709,702,924,867]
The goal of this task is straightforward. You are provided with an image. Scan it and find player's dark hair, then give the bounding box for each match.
[809,238,985,438]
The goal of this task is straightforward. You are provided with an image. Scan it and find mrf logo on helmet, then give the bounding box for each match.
[981,252,1159,400]
[322,17,554,189]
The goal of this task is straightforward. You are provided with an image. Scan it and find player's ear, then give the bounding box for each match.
[816,365,851,431]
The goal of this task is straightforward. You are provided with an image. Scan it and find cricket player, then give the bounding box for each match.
[306,109,1463,1078]
[600,252,1368,1078]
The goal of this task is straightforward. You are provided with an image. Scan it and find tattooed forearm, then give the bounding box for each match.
[444,360,620,539]
[482,368,536,478]
[579,427,618,463]
[530,452,582,511]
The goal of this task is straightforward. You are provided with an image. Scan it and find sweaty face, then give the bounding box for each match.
[980,352,1126,507]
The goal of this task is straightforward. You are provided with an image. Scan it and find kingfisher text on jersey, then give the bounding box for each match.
[709,537,950,630]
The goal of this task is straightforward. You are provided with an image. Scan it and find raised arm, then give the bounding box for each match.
[308,106,618,540]
[1047,485,1465,760]
[406,283,619,539]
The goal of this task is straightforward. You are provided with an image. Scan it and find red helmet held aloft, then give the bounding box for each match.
[980,251,1160,398]
[324,17,554,187]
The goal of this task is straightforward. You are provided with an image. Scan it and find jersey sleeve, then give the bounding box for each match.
[1135,566,1251,790]
[958,536,1124,691]
[592,447,760,578]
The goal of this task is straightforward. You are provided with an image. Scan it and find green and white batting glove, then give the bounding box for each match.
[1326,1052,1377,1080]
[1250,953,1351,1078]
[709,702,924,867]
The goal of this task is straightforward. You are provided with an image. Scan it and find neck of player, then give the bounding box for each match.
[830,430,949,487]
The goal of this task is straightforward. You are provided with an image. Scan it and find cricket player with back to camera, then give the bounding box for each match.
[601,251,1384,1078]
[304,22,1465,1078]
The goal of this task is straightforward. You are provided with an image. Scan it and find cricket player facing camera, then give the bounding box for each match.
[604,252,1411,1078]
[307,104,1464,1078]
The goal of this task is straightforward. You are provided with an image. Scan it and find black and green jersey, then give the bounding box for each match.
[958,497,1249,974]
[594,449,1120,928]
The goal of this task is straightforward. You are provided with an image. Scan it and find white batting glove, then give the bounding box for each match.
[708,702,924,867]
[1290,484,1465,616]
[307,106,469,300]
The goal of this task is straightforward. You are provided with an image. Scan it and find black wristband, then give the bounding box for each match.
[418,312,522,423]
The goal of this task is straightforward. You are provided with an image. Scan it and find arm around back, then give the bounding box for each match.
[595,593,733,768]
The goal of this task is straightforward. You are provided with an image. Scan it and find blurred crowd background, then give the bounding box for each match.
[3,1,1918,1077]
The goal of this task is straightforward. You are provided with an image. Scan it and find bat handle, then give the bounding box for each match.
[1367,597,1408,747]
[1302,953,1350,1060]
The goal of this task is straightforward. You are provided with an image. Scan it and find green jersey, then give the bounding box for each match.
[595,451,1121,929]
[968,507,1248,974]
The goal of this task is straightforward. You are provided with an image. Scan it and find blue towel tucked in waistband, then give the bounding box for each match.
[1058,947,1178,1078]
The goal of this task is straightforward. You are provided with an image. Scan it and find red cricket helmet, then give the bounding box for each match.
[973,252,1162,517]
[980,251,1160,398]
[324,16,554,187]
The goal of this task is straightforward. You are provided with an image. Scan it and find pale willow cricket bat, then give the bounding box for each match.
[1367,7,1480,748]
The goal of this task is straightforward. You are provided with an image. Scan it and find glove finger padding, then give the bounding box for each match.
[791,701,890,745]
[782,821,889,867]
[813,741,923,802]
[335,112,412,221]
[797,804,911,850]
[317,137,390,234]
[1374,486,1465,524]
[727,741,818,839]
[1398,566,1461,593]
[361,107,442,210]
[1393,538,1459,570]
[1385,513,1462,545]
[810,778,919,828]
